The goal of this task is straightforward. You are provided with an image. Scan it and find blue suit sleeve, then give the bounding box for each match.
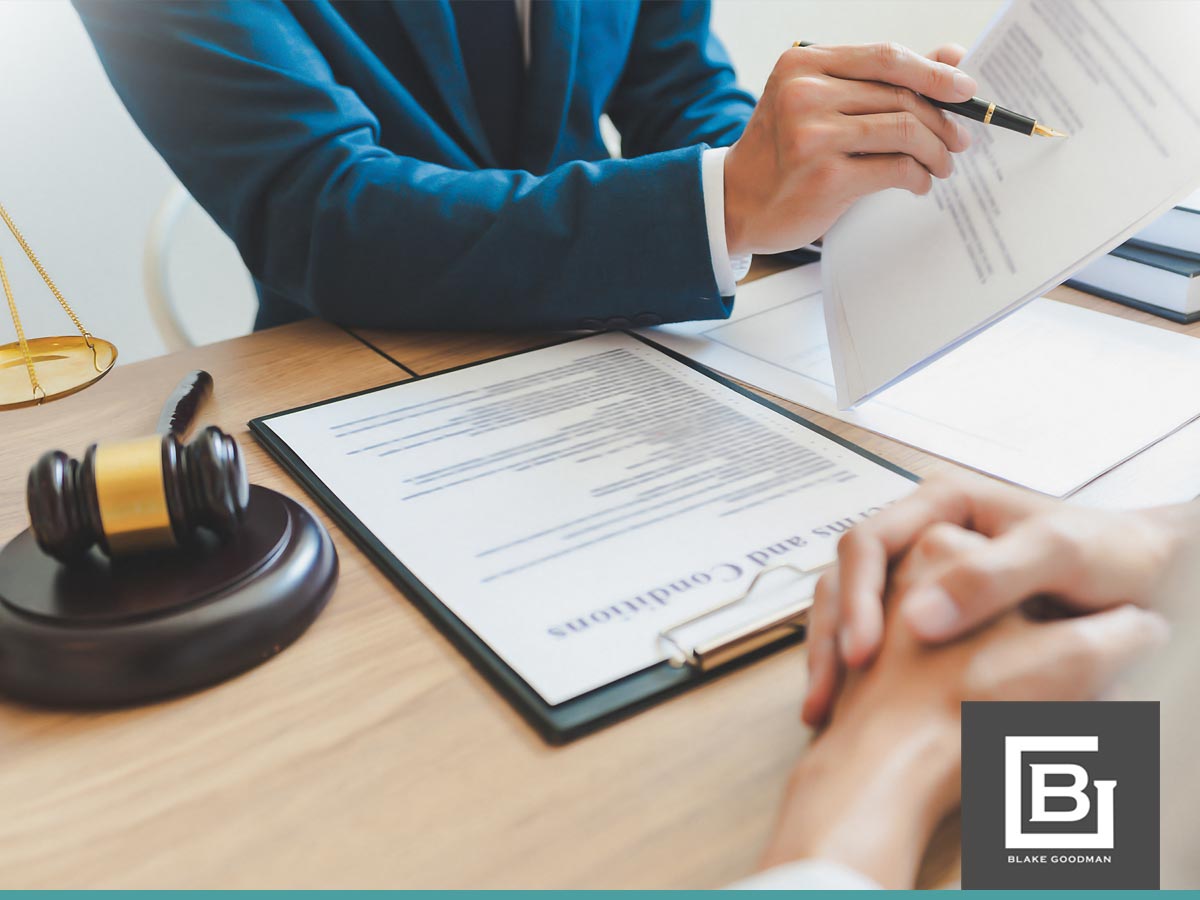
[606,1,757,157]
[72,0,734,331]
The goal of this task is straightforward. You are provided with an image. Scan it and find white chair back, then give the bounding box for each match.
[143,183,257,350]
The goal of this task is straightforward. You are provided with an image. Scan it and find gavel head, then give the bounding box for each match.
[26,425,250,563]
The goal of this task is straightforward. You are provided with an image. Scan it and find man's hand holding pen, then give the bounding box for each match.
[723,42,976,258]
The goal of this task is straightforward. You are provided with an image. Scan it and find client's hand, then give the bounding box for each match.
[760,524,1168,888]
[724,43,975,257]
[803,472,1197,727]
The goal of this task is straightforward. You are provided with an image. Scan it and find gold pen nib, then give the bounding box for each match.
[1032,122,1068,138]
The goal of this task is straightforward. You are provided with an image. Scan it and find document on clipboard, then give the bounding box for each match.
[250,333,915,741]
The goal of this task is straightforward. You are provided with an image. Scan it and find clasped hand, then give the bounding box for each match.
[744,39,1190,892]
[759,476,1178,888]
[804,473,1191,729]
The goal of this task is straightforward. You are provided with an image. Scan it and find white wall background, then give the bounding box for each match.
[0,0,1001,366]
[711,0,1001,95]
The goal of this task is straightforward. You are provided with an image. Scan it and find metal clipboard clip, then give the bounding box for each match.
[657,562,834,672]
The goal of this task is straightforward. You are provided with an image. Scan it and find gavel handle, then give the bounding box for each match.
[157,370,214,438]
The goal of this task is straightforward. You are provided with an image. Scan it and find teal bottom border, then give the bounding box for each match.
[0,892,1195,897]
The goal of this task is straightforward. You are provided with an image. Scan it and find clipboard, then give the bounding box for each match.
[249,333,917,744]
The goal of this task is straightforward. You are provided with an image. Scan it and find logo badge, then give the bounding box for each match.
[962,701,1159,889]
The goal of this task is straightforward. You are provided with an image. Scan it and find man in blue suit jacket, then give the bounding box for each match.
[75,1,976,332]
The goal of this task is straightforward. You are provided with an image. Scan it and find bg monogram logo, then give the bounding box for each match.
[1005,735,1115,849]
[961,701,1159,889]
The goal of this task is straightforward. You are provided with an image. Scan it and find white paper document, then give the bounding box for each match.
[823,0,1200,406]
[646,266,1200,497]
[1071,418,1200,509]
[261,334,915,706]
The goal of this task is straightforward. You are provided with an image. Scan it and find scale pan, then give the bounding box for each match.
[0,335,117,410]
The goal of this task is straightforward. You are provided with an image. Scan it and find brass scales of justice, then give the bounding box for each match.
[0,200,117,410]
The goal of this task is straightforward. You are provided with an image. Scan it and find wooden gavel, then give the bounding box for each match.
[25,371,250,562]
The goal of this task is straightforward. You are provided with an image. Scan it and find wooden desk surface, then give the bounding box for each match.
[2,270,1193,888]
[0,311,835,889]
[343,265,1200,889]
[0,320,415,887]
[353,262,1200,485]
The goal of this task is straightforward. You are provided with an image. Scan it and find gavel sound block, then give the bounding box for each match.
[0,372,337,707]
[0,486,336,707]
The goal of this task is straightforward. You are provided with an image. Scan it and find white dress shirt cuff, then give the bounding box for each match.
[727,858,884,890]
[701,146,753,297]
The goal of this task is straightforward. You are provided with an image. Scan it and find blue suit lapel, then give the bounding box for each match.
[389,0,496,167]
[521,0,580,172]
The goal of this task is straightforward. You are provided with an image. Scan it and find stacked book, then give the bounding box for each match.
[1068,189,1200,323]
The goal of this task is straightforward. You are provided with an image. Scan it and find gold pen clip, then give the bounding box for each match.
[657,561,834,671]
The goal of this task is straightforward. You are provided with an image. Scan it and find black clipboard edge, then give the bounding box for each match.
[249,332,918,743]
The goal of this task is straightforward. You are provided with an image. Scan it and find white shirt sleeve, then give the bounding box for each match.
[727,859,884,890]
[514,0,532,66]
[701,146,753,297]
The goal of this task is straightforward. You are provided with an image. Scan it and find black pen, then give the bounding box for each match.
[794,41,1068,138]
[923,96,1067,138]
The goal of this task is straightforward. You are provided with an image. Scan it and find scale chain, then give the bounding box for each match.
[0,250,44,401]
[0,200,92,345]
[0,199,98,404]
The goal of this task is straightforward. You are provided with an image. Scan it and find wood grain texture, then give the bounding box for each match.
[349,268,1200,486]
[1,270,1190,889]
[0,319,412,887]
[0,309,931,888]
[337,265,1200,890]
[350,258,799,376]
[351,328,574,376]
